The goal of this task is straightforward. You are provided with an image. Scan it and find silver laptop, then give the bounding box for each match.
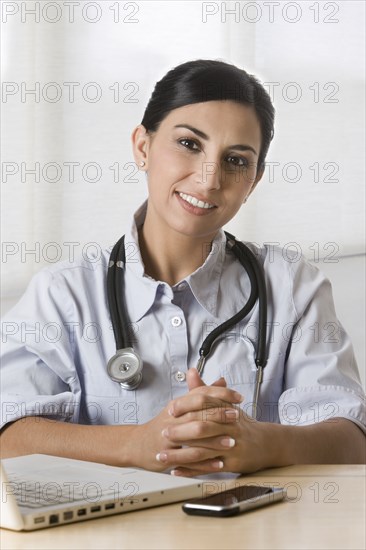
[1,454,203,531]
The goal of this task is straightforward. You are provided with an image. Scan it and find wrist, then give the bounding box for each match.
[259,421,294,469]
[108,424,141,467]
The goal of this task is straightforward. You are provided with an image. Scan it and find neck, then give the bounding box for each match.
[138,216,217,287]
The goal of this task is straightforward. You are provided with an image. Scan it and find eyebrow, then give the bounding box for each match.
[173,124,258,156]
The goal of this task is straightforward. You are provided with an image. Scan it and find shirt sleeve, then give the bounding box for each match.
[278,256,366,433]
[0,267,82,430]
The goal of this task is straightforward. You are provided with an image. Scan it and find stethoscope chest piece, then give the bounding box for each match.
[107,347,143,390]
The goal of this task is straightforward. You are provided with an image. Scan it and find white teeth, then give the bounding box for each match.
[178,192,215,209]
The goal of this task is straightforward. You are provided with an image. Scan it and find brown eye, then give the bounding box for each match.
[178,138,200,151]
[226,155,248,168]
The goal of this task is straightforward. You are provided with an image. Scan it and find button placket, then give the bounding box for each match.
[167,306,188,393]
[174,371,186,382]
[171,316,182,327]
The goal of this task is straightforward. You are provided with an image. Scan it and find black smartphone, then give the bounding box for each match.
[182,484,285,517]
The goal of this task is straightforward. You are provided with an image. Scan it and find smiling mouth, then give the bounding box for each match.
[178,192,216,210]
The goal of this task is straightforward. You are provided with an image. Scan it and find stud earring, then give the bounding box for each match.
[139,161,145,167]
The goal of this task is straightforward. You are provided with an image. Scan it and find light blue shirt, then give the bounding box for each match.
[1,202,365,433]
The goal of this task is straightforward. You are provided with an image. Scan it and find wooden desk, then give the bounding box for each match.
[1,465,365,550]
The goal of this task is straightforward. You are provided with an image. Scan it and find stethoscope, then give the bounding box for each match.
[106,231,268,419]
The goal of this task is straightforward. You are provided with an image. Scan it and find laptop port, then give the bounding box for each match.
[91,506,101,513]
[49,514,59,525]
[77,508,87,516]
[63,511,73,520]
[34,516,45,524]
[105,503,115,510]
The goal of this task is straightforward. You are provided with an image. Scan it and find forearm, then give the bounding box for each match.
[0,416,136,467]
[267,418,366,468]
[0,386,244,475]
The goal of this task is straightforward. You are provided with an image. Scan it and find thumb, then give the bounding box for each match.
[186,368,227,391]
[186,368,206,391]
[211,377,227,388]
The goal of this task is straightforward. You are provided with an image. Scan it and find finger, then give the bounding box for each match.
[170,388,243,417]
[156,445,222,467]
[162,420,235,445]
[167,435,236,452]
[194,405,240,425]
[211,377,227,388]
[166,408,239,444]
[171,464,225,477]
[164,414,238,442]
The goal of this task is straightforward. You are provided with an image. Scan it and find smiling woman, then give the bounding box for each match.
[133,101,264,284]
[1,59,365,475]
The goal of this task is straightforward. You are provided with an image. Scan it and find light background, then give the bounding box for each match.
[1,1,365,382]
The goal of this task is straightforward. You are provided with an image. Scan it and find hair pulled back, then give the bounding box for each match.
[141,59,274,171]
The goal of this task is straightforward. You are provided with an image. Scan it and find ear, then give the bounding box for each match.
[131,124,151,169]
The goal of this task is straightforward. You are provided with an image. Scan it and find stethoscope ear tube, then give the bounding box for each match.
[227,233,268,370]
[225,232,268,421]
[107,235,133,350]
[107,236,143,389]
[107,235,125,350]
[115,236,134,349]
[199,232,268,371]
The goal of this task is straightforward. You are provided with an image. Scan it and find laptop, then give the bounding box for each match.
[1,454,203,531]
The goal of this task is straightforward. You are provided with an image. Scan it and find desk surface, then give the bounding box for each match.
[1,464,365,550]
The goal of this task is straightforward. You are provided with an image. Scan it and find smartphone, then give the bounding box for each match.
[182,484,285,517]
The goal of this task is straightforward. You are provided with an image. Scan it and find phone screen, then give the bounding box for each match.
[182,484,285,517]
[192,485,272,506]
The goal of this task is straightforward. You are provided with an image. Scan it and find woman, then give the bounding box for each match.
[1,59,365,475]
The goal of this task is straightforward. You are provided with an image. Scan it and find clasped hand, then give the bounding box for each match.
[138,368,266,477]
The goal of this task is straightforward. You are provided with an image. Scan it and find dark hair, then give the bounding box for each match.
[141,59,275,171]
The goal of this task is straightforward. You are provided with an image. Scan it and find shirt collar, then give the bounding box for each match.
[184,230,226,318]
[123,201,159,323]
[123,201,227,322]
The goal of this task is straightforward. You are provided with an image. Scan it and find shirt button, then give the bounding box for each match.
[177,282,186,291]
[175,371,186,382]
[171,316,182,327]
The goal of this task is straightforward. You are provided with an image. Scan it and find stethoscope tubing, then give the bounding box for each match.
[107,234,132,350]
[107,232,268,416]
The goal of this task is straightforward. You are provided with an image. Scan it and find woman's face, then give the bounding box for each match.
[132,100,264,241]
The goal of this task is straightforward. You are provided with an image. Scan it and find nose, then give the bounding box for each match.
[197,160,221,190]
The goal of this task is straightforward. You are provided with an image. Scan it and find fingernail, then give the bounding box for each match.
[224,408,239,419]
[212,460,224,469]
[156,452,168,463]
[234,392,244,402]
[161,428,169,438]
[168,407,175,416]
[170,470,181,476]
[220,437,235,448]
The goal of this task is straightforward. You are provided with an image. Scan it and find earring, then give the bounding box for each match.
[139,161,145,167]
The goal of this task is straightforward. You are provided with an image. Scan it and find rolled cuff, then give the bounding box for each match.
[278,385,366,434]
[0,392,81,431]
